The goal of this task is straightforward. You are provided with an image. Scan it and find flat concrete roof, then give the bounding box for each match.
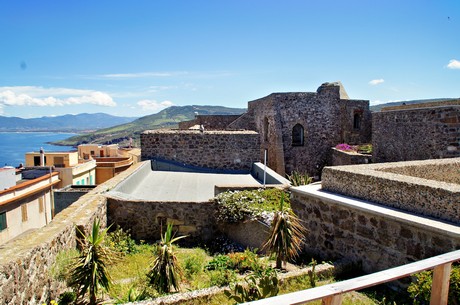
[127,170,261,202]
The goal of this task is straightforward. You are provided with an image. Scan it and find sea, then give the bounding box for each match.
[0,132,78,167]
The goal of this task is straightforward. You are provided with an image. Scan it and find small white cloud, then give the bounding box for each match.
[447,59,460,69]
[369,79,385,86]
[0,87,116,107]
[137,100,174,112]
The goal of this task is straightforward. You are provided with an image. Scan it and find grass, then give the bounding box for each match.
[105,244,379,305]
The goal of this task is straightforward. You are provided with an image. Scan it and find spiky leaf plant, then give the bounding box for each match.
[68,219,117,305]
[262,193,306,269]
[147,223,187,294]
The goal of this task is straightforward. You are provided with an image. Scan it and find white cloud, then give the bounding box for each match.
[92,71,188,79]
[0,86,116,107]
[137,100,174,112]
[369,79,385,86]
[447,59,460,69]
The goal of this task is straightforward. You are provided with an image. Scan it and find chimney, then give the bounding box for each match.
[40,147,45,166]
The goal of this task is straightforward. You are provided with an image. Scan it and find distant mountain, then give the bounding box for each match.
[370,98,458,112]
[0,113,137,132]
[53,105,246,147]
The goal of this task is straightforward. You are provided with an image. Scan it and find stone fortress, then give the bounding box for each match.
[146,81,459,177]
[1,81,460,304]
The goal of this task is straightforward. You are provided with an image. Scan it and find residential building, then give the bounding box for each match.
[25,150,96,188]
[0,167,60,244]
[78,144,119,159]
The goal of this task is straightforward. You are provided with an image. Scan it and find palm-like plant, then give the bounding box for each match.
[262,193,306,269]
[147,223,187,294]
[68,219,116,305]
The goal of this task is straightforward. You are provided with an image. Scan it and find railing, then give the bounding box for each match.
[244,249,460,305]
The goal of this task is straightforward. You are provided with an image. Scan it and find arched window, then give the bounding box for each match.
[292,123,304,146]
[264,117,269,142]
[353,113,361,130]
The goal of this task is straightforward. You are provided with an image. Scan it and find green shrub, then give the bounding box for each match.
[215,188,290,223]
[106,225,138,255]
[207,269,237,287]
[206,254,233,271]
[205,249,264,274]
[182,248,208,280]
[407,265,460,305]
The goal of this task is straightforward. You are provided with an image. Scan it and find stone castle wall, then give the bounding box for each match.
[178,115,242,130]
[291,184,460,273]
[373,106,460,163]
[229,83,371,177]
[141,130,260,171]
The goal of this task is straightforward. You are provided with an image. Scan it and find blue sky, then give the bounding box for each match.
[0,0,459,118]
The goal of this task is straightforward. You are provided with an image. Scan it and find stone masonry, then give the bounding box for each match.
[229,82,371,176]
[291,184,460,273]
[141,129,260,171]
[373,105,460,163]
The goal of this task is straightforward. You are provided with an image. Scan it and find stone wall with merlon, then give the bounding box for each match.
[141,129,260,171]
[107,198,217,242]
[291,183,460,273]
[373,106,460,163]
[321,158,460,225]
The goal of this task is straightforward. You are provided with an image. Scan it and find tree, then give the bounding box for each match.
[147,223,187,294]
[68,219,116,305]
[262,193,306,269]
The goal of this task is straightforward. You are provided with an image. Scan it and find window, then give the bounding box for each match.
[353,112,362,130]
[21,204,28,222]
[292,124,304,146]
[0,212,7,231]
[33,156,46,166]
[90,150,95,156]
[54,156,64,168]
[39,197,44,213]
[264,117,269,142]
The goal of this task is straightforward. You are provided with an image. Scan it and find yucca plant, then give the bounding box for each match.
[287,170,313,186]
[147,223,187,294]
[68,219,117,305]
[262,193,306,269]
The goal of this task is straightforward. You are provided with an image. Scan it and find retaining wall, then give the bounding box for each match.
[291,183,460,273]
[107,198,218,242]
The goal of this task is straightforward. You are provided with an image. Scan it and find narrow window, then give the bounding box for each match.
[353,113,361,129]
[264,117,269,142]
[39,197,44,213]
[0,212,7,231]
[292,124,304,146]
[21,204,28,222]
[33,156,40,166]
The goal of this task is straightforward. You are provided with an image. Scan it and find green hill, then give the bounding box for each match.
[370,98,457,112]
[53,105,246,147]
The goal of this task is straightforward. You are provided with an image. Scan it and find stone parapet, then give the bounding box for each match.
[321,158,460,225]
[291,183,460,273]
